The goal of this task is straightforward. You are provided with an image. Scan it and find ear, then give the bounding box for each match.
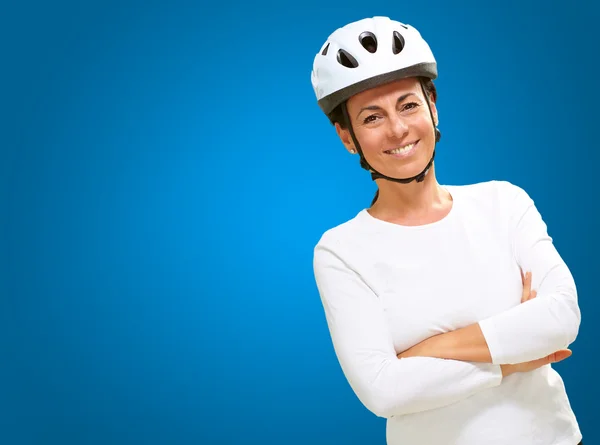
[335,122,357,154]
[429,99,439,126]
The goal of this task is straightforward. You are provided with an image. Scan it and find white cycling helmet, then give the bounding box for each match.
[311,16,437,116]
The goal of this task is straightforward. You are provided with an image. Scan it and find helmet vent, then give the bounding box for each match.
[359,32,377,53]
[392,31,405,54]
[337,49,359,68]
[321,43,330,55]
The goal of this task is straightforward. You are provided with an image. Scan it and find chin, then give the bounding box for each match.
[383,159,432,180]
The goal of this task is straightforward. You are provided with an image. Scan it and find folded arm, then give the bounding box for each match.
[397,183,581,365]
[478,184,580,364]
[313,242,503,419]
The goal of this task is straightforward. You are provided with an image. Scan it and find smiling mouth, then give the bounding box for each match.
[384,140,419,156]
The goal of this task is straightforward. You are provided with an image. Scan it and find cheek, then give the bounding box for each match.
[416,114,435,134]
[354,128,384,153]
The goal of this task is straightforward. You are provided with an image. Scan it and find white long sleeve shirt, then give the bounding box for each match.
[313,180,582,445]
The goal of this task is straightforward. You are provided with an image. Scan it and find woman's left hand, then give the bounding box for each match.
[520,269,537,303]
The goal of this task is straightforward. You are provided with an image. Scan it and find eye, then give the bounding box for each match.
[402,102,419,111]
[362,115,379,124]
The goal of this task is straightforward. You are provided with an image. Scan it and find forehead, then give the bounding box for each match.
[347,77,422,108]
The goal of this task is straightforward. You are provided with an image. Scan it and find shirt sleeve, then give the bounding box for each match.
[313,241,503,419]
[478,182,581,365]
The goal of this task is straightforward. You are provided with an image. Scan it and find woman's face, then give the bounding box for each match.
[336,77,438,179]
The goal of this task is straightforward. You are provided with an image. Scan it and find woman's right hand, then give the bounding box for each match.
[500,349,572,377]
[501,269,572,377]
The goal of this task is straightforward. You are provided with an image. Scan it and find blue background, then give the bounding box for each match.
[3,1,598,444]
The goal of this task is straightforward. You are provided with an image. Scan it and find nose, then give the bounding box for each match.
[386,114,409,140]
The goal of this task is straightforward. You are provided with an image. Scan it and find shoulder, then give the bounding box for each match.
[312,210,379,270]
[450,180,531,207]
[445,180,537,225]
[314,211,367,252]
[450,179,523,197]
[450,181,540,232]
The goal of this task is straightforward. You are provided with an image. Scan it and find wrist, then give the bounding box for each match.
[443,323,493,363]
[500,364,513,377]
[399,331,467,360]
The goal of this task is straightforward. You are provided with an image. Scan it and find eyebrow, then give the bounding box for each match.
[356,92,417,120]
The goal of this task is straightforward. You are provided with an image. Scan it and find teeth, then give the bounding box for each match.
[388,143,415,154]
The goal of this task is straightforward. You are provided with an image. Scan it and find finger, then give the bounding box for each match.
[521,272,529,302]
[547,349,572,364]
[523,271,531,291]
[523,289,537,303]
[524,351,566,372]
[521,272,532,302]
[526,273,534,300]
[520,268,525,284]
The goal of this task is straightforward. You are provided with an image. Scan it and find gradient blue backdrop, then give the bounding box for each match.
[3,1,598,444]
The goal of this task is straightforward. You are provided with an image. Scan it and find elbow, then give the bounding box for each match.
[557,271,582,345]
[360,391,399,419]
[563,283,581,345]
[362,390,431,419]
[552,288,581,347]
[355,382,420,419]
[344,362,407,419]
[562,302,581,346]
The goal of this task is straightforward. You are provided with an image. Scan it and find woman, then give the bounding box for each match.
[311,16,583,445]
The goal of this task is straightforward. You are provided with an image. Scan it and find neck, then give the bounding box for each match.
[368,166,452,225]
